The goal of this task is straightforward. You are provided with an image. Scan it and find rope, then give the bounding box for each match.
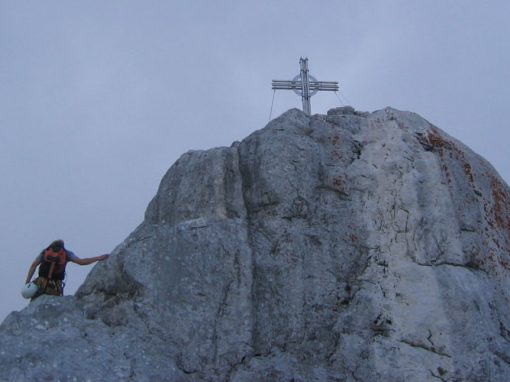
[336,90,352,106]
[334,91,345,106]
[268,89,276,122]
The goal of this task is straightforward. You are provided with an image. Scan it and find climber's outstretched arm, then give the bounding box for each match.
[72,254,109,266]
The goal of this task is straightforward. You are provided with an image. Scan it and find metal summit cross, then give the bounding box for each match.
[272,58,339,116]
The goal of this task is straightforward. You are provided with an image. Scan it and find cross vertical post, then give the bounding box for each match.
[272,58,339,116]
[300,58,312,116]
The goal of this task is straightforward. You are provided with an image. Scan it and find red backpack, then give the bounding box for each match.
[38,247,68,280]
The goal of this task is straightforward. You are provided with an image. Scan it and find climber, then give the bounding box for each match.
[23,239,108,300]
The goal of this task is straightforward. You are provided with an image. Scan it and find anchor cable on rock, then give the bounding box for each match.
[268,89,276,122]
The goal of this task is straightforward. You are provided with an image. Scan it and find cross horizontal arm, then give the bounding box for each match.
[272,80,301,90]
[272,80,339,91]
[310,81,339,91]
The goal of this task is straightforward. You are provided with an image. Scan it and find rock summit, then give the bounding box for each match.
[2,107,510,381]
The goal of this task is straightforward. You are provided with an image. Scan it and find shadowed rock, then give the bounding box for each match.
[2,107,510,381]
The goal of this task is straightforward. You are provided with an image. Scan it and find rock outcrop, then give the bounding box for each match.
[2,107,510,381]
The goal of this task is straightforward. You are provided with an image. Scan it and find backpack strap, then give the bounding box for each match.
[47,261,56,280]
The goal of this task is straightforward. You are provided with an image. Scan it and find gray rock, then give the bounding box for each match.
[2,107,510,381]
[327,105,356,115]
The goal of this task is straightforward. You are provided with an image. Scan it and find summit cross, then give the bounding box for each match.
[272,58,339,116]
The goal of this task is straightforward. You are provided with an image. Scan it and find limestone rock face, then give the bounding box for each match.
[2,107,510,381]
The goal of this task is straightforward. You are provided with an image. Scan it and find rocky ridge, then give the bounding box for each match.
[2,107,510,381]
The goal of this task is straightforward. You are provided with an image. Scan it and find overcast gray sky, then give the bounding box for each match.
[1,1,509,322]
